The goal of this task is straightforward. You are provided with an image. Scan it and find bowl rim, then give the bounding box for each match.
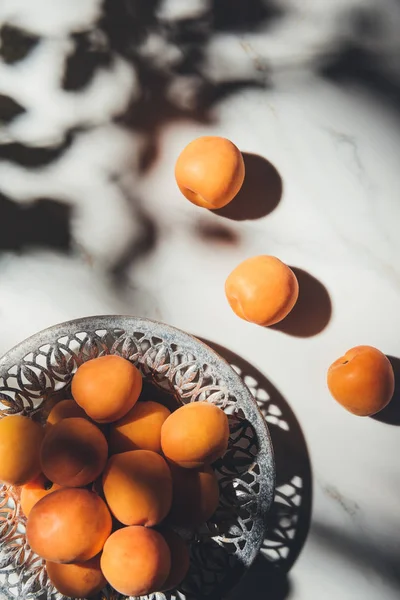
[0,315,276,597]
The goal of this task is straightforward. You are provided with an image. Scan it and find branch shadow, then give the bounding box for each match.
[321,43,400,117]
[103,0,280,174]
[214,153,283,221]
[314,2,400,119]
[111,204,159,285]
[0,192,72,253]
[201,339,313,600]
[0,0,281,269]
[213,0,283,32]
[0,94,25,124]
[0,24,39,65]
[272,267,332,337]
[371,356,400,426]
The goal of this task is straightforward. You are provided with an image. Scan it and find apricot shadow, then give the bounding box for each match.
[201,338,312,596]
[272,267,332,338]
[214,153,282,221]
[194,220,241,246]
[371,356,400,426]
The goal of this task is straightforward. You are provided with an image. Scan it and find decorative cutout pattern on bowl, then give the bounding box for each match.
[0,317,275,600]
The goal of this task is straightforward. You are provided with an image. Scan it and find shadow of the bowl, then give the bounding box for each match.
[201,339,313,599]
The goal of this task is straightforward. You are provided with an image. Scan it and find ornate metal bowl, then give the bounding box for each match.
[0,316,275,600]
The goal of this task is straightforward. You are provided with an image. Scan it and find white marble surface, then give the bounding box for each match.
[0,2,400,598]
[2,76,399,599]
[134,80,400,600]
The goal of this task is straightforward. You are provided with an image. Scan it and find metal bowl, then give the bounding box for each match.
[0,316,275,600]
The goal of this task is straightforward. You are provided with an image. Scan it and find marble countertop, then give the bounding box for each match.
[0,1,399,599]
[134,80,400,600]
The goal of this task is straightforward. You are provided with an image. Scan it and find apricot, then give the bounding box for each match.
[161,402,229,468]
[160,529,190,591]
[168,464,219,527]
[46,399,88,425]
[0,415,44,486]
[225,255,299,327]
[327,345,395,416]
[46,554,106,598]
[26,488,112,563]
[72,354,142,423]
[40,417,108,487]
[20,474,61,518]
[175,136,245,210]
[102,449,172,526]
[109,400,171,454]
[101,526,171,597]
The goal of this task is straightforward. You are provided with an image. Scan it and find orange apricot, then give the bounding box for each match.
[327,345,395,416]
[40,417,108,487]
[20,473,61,518]
[101,526,171,597]
[72,355,142,423]
[160,529,190,591]
[0,415,44,486]
[225,255,299,327]
[161,402,229,468]
[46,399,88,425]
[109,400,171,454]
[26,488,112,563]
[46,554,106,598]
[175,136,245,210]
[102,449,172,526]
[168,464,219,527]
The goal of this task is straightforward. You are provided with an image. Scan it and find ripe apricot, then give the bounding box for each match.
[225,255,299,327]
[101,526,171,596]
[109,400,171,454]
[20,474,61,518]
[0,415,44,486]
[168,464,219,527]
[26,488,112,563]
[160,529,190,591]
[72,354,142,423]
[102,449,172,526]
[46,554,106,598]
[175,136,245,210]
[46,399,88,425]
[161,402,229,468]
[327,345,395,416]
[41,417,108,487]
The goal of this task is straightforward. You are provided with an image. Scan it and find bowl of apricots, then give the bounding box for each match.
[0,316,275,600]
